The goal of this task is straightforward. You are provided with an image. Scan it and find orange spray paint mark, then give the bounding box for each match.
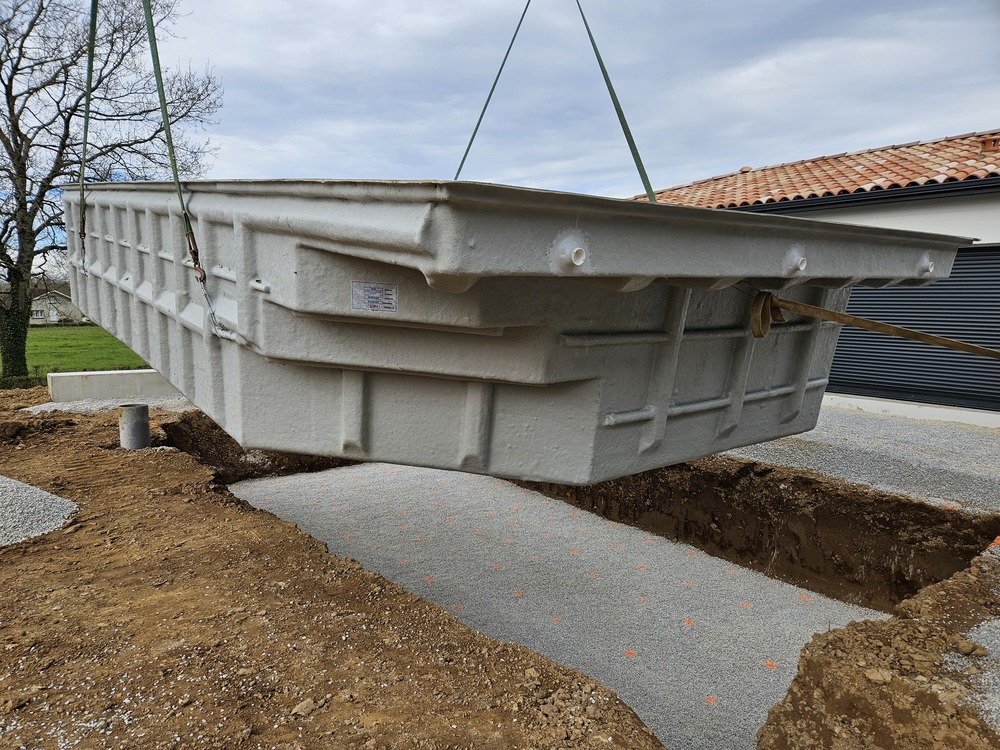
[424,577,434,584]
[765,661,778,669]
[741,601,752,608]
[684,619,694,627]
[552,617,561,624]
[625,650,636,658]
[453,605,463,611]
[635,564,648,572]
[705,697,716,704]
[491,563,501,570]
[514,591,524,597]
[800,595,812,602]
[587,572,599,579]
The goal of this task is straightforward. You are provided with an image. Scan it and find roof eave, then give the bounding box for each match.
[726,175,1000,213]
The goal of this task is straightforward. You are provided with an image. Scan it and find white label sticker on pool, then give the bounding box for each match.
[351,281,398,313]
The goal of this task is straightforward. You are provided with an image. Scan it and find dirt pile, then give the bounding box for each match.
[156,410,354,484]
[0,388,661,750]
[758,551,1000,749]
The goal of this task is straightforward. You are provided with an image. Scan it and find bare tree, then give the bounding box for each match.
[0,0,221,379]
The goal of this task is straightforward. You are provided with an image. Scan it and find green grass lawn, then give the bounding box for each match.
[14,325,148,379]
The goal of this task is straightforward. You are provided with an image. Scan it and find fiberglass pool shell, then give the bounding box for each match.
[63,180,965,485]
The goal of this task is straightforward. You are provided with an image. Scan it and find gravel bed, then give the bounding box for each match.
[231,463,884,750]
[728,405,1000,509]
[24,395,194,415]
[944,618,1000,735]
[0,475,77,547]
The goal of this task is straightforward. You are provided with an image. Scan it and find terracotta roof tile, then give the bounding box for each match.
[650,129,1000,208]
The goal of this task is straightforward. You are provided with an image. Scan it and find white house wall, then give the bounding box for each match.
[779,191,1000,412]
[782,193,1000,244]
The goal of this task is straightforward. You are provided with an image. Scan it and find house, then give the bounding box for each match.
[650,129,1000,412]
[30,290,84,325]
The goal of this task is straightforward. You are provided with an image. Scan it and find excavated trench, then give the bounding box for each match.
[520,456,1000,614]
[161,410,1000,615]
[158,409,1000,746]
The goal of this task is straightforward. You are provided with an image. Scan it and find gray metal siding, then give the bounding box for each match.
[828,246,1000,411]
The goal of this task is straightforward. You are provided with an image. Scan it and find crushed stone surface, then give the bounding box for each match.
[729,404,1000,510]
[231,463,884,750]
[945,618,1000,736]
[0,475,77,547]
[24,394,195,415]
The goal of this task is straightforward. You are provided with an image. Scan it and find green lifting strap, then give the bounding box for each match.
[574,0,657,203]
[456,0,658,203]
[455,0,532,181]
[140,0,205,282]
[77,0,100,253]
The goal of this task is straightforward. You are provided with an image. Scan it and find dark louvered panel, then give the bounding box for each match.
[829,246,1000,411]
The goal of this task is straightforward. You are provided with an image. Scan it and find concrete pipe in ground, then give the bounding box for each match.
[119,403,150,450]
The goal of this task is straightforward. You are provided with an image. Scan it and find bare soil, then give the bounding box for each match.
[4,386,1000,749]
[0,388,661,750]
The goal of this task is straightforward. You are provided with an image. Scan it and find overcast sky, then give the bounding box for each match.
[156,0,1000,198]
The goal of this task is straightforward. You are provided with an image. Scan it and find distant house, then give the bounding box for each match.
[652,129,1000,412]
[30,290,84,325]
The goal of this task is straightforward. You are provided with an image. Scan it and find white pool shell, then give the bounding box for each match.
[64,180,966,484]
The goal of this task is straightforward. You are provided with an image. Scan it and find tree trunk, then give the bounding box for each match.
[0,271,32,379]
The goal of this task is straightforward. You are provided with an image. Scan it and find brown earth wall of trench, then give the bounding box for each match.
[519,455,1000,614]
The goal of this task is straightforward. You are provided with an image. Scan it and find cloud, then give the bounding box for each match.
[158,0,1000,196]
[625,4,1000,189]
